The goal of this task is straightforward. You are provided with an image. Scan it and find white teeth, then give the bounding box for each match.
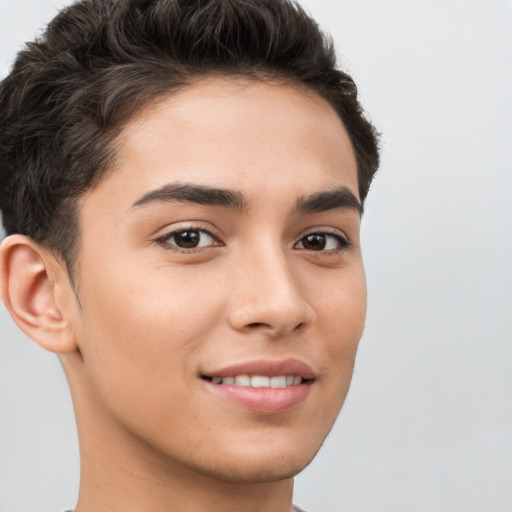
[270,376,287,388]
[251,375,270,387]
[210,374,305,387]
[234,375,251,386]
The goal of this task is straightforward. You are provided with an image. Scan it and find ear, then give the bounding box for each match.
[0,234,78,353]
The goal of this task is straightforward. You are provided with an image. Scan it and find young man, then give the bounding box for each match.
[0,1,379,511]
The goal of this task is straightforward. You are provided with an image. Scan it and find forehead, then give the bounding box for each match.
[83,77,359,215]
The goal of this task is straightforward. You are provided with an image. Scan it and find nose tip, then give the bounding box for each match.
[229,301,310,338]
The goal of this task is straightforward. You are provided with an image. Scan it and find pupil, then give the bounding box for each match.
[303,234,326,250]
[175,230,200,248]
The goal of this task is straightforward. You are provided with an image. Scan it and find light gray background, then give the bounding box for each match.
[1,1,511,511]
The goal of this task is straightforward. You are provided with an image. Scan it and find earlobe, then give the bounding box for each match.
[0,235,78,353]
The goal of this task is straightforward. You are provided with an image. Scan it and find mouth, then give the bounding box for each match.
[200,374,312,388]
[200,359,316,414]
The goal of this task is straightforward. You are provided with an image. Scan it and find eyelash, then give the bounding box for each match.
[294,230,351,252]
[155,226,350,253]
[155,227,222,253]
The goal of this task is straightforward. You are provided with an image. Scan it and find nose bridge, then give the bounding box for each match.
[227,239,314,336]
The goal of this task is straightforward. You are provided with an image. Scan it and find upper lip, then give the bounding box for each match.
[202,358,316,380]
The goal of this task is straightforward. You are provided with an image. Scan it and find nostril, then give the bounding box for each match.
[247,322,269,328]
[245,321,304,333]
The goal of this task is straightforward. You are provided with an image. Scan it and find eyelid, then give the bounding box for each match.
[152,223,351,253]
[294,227,351,250]
[154,223,224,252]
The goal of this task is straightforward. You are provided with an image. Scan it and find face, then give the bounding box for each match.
[67,77,366,483]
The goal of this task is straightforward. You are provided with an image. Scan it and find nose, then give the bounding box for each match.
[227,248,315,338]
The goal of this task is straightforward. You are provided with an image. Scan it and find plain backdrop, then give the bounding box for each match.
[1,1,511,511]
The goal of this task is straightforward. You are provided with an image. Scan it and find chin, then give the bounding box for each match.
[188,433,326,484]
[199,453,316,484]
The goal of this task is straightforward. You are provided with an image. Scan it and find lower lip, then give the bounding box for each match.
[204,380,313,414]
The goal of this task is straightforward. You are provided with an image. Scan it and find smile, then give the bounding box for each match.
[200,359,316,414]
[203,375,306,387]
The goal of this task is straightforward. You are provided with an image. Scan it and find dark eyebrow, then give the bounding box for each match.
[131,183,247,212]
[294,187,363,216]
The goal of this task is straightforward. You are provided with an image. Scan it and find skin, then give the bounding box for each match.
[1,77,366,512]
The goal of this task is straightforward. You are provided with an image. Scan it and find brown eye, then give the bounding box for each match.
[158,228,219,250]
[173,230,201,248]
[301,234,327,250]
[295,232,348,251]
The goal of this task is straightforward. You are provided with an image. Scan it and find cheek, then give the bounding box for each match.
[313,264,366,404]
[316,263,367,344]
[75,260,225,405]
[81,254,223,340]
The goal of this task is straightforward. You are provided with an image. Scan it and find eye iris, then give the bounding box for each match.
[302,234,327,250]
[174,230,200,248]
